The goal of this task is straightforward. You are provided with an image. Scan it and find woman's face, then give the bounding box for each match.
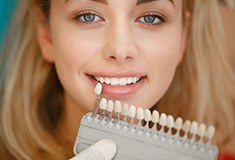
[39,0,186,112]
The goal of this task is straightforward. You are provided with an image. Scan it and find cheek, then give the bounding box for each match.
[137,29,184,108]
[141,32,183,78]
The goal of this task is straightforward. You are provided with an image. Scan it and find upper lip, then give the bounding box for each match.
[87,71,147,78]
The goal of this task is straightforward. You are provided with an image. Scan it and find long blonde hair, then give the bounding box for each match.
[0,0,234,159]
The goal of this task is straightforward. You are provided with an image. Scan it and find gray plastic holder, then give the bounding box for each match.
[73,112,218,160]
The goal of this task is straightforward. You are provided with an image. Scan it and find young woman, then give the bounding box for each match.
[1,0,235,159]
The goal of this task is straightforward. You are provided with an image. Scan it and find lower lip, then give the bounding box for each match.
[88,76,145,97]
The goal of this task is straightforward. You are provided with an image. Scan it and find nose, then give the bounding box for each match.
[102,23,137,64]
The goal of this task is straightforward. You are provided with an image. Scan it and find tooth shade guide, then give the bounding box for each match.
[95,102,214,144]
[92,84,216,145]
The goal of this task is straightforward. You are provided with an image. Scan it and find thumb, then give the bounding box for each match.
[69,139,117,160]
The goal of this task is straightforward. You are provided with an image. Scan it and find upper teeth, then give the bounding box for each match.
[94,77,141,85]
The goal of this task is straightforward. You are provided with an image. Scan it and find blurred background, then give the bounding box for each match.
[0,1,234,68]
[0,0,16,45]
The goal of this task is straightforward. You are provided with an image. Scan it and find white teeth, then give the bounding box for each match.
[119,78,127,86]
[94,83,102,95]
[99,77,105,83]
[127,77,133,84]
[104,78,111,84]
[111,78,119,85]
[94,76,141,86]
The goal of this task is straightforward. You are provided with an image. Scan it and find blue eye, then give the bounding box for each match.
[75,11,102,23]
[138,14,165,26]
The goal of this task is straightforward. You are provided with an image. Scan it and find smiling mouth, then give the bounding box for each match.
[91,76,144,86]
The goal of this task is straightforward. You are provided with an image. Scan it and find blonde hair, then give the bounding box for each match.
[0,0,234,159]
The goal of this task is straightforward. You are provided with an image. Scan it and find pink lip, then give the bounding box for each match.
[87,73,146,97]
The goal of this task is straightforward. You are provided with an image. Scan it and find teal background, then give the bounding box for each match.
[0,0,16,44]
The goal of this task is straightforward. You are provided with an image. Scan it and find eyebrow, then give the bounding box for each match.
[65,0,175,6]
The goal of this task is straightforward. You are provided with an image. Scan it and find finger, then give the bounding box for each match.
[69,139,117,160]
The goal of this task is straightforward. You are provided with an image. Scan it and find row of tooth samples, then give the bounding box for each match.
[96,97,215,145]
[93,83,215,146]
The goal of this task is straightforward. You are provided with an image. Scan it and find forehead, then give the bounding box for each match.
[65,0,175,5]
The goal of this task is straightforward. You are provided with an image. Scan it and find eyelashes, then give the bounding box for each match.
[73,10,166,27]
[73,10,103,24]
[137,12,166,26]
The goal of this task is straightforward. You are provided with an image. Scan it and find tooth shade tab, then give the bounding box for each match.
[122,104,129,116]
[99,98,107,110]
[144,109,152,122]
[167,115,174,128]
[107,100,114,112]
[174,117,183,130]
[190,121,198,134]
[137,107,144,120]
[128,105,136,118]
[114,100,122,113]
[94,83,102,95]
[206,126,215,139]
[159,113,167,126]
[198,123,206,137]
[182,120,191,132]
[152,110,159,123]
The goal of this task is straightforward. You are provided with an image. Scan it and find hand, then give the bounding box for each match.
[69,139,117,160]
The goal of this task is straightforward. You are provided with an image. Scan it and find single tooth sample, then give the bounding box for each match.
[189,121,198,142]
[159,113,167,135]
[205,126,215,145]
[99,98,107,116]
[92,83,102,116]
[107,100,114,118]
[182,120,191,140]
[166,115,174,137]
[144,109,152,129]
[137,107,144,127]
[174,117,183,139]
[152,110,159,131]
[114,100,122,120]
[94,83,102,96]
[198,123,206,143]
[122,104,129,121]
[128,105,136,124]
